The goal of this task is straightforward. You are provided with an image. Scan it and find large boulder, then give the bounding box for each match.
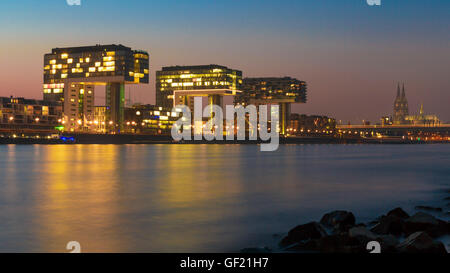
[404,212,450,237]
[377,234,400,253]
[349,226,377,242]
[370,215,405,236]
[320,211,355,233]
[280,222,327,247]
[396,231,447,253]
[387,207,410,219]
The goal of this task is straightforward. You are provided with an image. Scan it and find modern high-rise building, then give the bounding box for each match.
[235,77,307,135]
[156,64,242,110]
[43,44,149,132]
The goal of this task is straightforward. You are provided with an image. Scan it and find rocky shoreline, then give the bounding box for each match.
[242,191,450,253]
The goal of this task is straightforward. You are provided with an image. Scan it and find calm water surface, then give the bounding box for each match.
[0,144,449,252]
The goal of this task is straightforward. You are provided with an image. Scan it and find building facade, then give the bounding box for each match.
[156,65,242,109]
[0,96,62,136]
[43,44,149,132]
[235,77,307,135]
[124,104,180,134]
[393,83,409,124]
[288,114,336,135]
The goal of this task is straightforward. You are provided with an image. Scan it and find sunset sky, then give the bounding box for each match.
[0,0,449,123]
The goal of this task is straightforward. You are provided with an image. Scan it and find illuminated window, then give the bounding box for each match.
[85,57,90,62]
[106,51,115,56]
[104,61,115,67]
[95,62,101,67]
[67,58,73,64]
[89,67,96,72]
[144,69,149,74]
[61,53,69,59]
[61,73,67,79]
[85,73,90,77]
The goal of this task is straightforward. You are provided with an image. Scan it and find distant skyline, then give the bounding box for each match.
[0,0,449,123]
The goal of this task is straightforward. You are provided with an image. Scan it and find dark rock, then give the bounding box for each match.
[280,222,327,247]
[377,234,399,252]
[317,234,365,253]
[443,197,450,201]
[415,206,443,212]
[387,207,410,219]
[349,226,377,241]
[320,210,355,233]
[370,215,405,236]
[240,247,271,253]
[286,239,319,252]
[396,231,447,253]
[404,212,450,237]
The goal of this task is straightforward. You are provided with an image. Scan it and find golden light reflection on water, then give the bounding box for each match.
[30,145,247,252]
[34,145,123,252]
[1,144,447,252]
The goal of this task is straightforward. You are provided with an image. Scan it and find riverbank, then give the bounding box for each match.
[242,188,450,253]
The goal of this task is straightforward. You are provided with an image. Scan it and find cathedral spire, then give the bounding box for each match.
[396,83,400,98]
[401,83,406,98]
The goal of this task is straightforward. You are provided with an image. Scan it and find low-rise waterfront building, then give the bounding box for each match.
[124,104,180,134]
[287,114,336,135]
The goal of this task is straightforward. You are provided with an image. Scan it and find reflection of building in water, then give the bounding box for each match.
[392,83,440,125]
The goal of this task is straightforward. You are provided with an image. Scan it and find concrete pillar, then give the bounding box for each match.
[280,102,291,135]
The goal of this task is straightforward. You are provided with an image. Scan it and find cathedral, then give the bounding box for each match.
[393,83,409,124]
[392,83,440,125]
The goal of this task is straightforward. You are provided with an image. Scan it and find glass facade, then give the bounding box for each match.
[235,77,307,105]
[42,44,149,132]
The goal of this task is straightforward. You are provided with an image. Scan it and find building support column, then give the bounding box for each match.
[280,102,291,135]
[208,95,223,117]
